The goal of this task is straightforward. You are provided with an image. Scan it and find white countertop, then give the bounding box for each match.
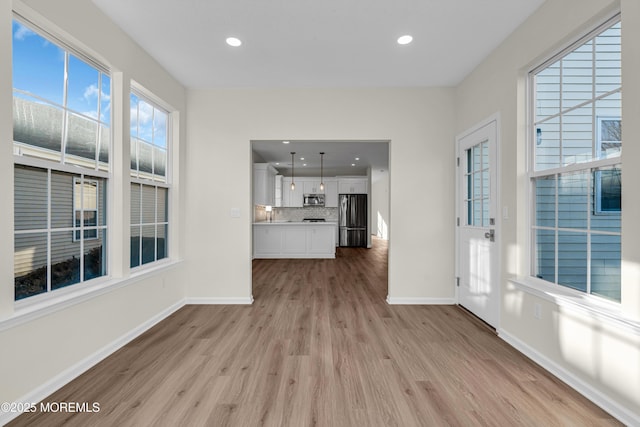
[253,221,337,226]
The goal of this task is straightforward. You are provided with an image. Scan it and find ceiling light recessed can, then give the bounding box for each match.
[226,37,242,47]
[397,35,413,45]
[282,140,290,144]
[300,157,304,160]
[351,163,356,167]
[355,157,360,161]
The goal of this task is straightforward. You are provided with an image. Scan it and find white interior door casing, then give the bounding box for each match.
[456,119,499,328]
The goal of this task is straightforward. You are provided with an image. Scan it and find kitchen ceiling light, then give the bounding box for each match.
[226,37,242,47]
[290,152,296,191]
[319,152,325,192]
[351,163,356,167]
[397,35,413,45]
[282,140,290,144]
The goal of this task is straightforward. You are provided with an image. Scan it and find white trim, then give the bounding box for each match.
[14,155,110,179]
[499,329,639,426]
[0,299,184,426]
[185,296,255,305]
[509,277,640,336]
[3,260,184,331]
[386,296,455,305]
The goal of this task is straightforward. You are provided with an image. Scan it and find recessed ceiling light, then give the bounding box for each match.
[355,157,360,161]
[351,163,356,167]
[397,35,413,45]
[300,157,304,160]
[275,162,280,165]
[282,140,290,144]
[226,37,242,47]
[303,163,307,166]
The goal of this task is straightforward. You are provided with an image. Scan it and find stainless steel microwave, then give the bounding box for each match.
[303,194,325,207]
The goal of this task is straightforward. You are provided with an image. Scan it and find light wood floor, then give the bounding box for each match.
[10,237,620,426]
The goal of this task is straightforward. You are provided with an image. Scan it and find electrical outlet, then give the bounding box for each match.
[534,303,542,320]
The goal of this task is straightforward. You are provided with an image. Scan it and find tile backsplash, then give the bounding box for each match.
[254,206,338,222]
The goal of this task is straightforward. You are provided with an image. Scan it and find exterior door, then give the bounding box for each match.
[457,119,499,328]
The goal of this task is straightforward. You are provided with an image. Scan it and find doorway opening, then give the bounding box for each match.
[250,139,390,302]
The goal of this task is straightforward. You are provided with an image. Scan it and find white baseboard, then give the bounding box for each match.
[386,296,455,305]
[499,329,639,426]
[0,299,185,426]
[185,296,254,305]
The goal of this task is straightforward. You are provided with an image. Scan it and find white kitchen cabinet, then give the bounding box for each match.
[303,179,322,194]
[253,163,278,206]
[274,175,283,207]
[282,177,303,207]
[253,226,282,255]
[306,226,335,254]
[253,223,336,258]
[324,178,338,207]
[338,177,367,194]
[282,227,307,255]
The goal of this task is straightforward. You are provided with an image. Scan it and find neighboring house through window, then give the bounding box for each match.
[12,17,110,300]
[130,90,170,268]
[530,17,621,302]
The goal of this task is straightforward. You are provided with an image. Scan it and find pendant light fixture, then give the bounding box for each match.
[319,152,325,192]
[290,152,296,191]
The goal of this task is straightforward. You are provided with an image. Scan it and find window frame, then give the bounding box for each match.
[12,14,112,303]
[527,14,622,302]
[129,86,172,270]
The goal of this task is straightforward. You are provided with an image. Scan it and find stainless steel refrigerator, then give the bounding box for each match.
[339,194,367,247]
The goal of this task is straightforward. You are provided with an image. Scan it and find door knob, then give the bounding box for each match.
[484,229,495,242]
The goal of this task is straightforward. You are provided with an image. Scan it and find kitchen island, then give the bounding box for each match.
[253,221,337,259]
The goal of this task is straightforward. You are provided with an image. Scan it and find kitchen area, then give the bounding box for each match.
[252,141,379,259]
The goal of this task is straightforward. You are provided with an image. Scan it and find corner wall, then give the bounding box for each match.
[455,0,640,421]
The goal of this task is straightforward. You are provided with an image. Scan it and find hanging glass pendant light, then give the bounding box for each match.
[290,152,296,190]
[319,152,325,192]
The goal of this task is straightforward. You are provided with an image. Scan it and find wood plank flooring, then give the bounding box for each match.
[9,237,621,426]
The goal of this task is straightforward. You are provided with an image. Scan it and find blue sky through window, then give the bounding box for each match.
[12,20,111,124]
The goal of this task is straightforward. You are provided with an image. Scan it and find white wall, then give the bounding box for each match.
[455,0,640,421]
[371,169,389,240]
[186,88,456,304]
[0,0,188,410]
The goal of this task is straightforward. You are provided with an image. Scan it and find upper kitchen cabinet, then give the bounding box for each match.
[338,177,368,194]
[254,163,278,206]
[303,179,322,194]
[282,177,304,207]
[324,178,338,207]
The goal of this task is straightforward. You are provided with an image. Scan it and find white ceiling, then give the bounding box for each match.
[91,0,545,89]
[252,140,389,177]
[91,0,544,174]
